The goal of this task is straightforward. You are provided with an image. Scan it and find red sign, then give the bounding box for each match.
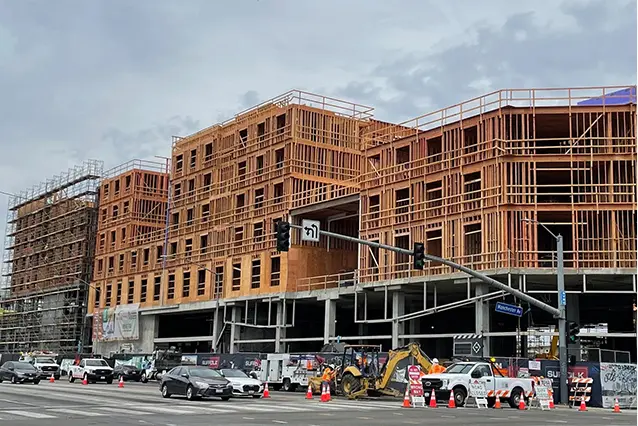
[201,356,220,368]
[408,365,424,397]
[408,365,421,381]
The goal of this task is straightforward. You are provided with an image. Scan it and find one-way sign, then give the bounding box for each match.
[495,302,523,317]
[301,219,320,242]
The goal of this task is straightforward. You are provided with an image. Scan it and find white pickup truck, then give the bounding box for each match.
[420,361,534,408]
[68,358,114,384]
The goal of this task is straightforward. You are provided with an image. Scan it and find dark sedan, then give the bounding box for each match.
[114,364,143,382]
[160,366,232,401]
[0,361,40,384]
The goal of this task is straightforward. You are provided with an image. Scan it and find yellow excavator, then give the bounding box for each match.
[310,342,432,399]
[534,335,559,360]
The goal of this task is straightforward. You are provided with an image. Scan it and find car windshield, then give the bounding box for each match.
[443,364,474,374]
[35,357,56,364]
[189,368,222,378]
[85,359,109,367]
[14,362,36,370]
[221,369,248,378]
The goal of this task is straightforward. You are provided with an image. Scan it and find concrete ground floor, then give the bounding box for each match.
[93,270,637,361]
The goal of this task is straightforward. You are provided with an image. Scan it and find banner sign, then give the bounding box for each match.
[93,304,140,342]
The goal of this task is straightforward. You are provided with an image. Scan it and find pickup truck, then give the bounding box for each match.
[420,361,534,408]
[18,355,61,380]
[68,358,114,384]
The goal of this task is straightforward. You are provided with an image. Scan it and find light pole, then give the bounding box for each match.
[523,218,568,404]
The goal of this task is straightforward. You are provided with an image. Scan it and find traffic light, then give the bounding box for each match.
[568,321,580,343]
[276,220,291,252]
[413,242,425,270]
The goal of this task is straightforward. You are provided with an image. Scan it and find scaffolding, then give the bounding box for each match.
[0,159,103,353]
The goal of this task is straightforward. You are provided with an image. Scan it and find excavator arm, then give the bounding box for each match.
[376,342,433,391]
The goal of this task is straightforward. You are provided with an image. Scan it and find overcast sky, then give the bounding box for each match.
[0,0,635,256]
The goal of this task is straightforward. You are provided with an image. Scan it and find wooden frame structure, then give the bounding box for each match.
[358,86,637,284]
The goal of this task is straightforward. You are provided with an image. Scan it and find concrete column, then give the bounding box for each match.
[211,305,223,353]
[358,323,367,344]
[323,299,336,345]
[475,283,491,356]
[391,291,405,349]
[275,301,286,353]
[229,306,241,354]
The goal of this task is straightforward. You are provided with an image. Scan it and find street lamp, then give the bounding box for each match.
[522,218,568,404]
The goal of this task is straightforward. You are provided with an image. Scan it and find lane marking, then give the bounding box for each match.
[440,415,456,418]
[272,421,288,424]
[94,406,154,415]
[243,417,255,420]
[4,410,56,419]
[133,405,196,415]
[0,398,39,407]
[48,408,106,417]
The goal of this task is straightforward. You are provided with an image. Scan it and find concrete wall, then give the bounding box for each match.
[93,315,157,356]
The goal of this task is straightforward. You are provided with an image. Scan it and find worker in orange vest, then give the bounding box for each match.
[428,358,446,374]
[322,366,332,390]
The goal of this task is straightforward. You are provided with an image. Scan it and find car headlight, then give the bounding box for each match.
[195,381,209,388]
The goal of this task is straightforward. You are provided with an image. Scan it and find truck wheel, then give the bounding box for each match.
[508,387,524,408]
[69,374,75,383]
[282,378,292,392]
[141,373,148,383]
[452,387,467,407]
[340,374,361,398]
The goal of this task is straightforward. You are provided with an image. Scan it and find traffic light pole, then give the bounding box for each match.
[557,234,569,405]
[288,224,561,318]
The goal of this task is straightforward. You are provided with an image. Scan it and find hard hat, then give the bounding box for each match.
[432,358,439,364]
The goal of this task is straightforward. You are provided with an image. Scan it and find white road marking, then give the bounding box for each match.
[357,416,372,420]
[95,406,154,415]
[272,421,287,424]
[440,415,456,418]
[0,398,38,406]
[243,417,255,420]
[48,408,106,417]
[4,410,56,419]
[133,405,196,415]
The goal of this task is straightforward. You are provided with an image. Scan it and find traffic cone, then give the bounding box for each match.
[49,374,55,383]
[579,399,587,412]
[548,390,555,409]
[402,387,411,408]
[82,376,88,385]
[325,383,331,402]
[518,397,526,410]
[118,376,124,388]
[263,382,270,398]
[306,384,313,399]
[613,398,621,413]
[494,394,501,409]
[447,390,455,408]
[320,383,327,402]
[429,391,437,408]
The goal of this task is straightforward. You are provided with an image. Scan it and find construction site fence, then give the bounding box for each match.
[0,351,633,408]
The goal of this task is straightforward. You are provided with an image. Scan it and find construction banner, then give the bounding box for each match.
[92,304,140,342]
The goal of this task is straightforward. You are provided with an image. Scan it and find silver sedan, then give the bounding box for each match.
[217,368,264,398]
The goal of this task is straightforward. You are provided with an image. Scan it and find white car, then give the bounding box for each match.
[217,368,264,398]
[68,358,114,384]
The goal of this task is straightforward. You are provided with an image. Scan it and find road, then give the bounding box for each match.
[0,380,634,425]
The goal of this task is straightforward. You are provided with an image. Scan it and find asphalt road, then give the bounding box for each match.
[0,379,634,425]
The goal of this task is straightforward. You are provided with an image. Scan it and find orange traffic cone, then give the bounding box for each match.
[49,374,55,383]
[306,384,313,399]
[82,376,88,385]
[447,390,455,408]
[579,399,587,412]
[548,390,555,409]
[263,382,270,398]
[402,387,411,408]
[613,398,621,413]
[429,391,437,408]
[118,376,124,388]
[518,397,526,410]
[325,383,331,402]
[494,394,501,409]
[320,383,327,402]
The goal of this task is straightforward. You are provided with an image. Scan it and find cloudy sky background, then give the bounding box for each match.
[0,0,635,258]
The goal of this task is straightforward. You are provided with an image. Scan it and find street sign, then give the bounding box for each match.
[495,302,523,317]
[559,291,567,307]
[301,219,320,242]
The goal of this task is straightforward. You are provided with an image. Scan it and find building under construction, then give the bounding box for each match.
[85,85,636,359]
[0,160,103,353]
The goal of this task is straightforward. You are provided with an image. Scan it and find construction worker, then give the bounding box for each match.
[321,365,332,394]
[428,358,446,374]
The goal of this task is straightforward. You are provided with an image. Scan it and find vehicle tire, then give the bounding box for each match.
[106,378,113,385]
[186,385,197,401]
[452,387,467,407]
[10,376,17,384]
[141,373,148,383]
[282,378,292,392]
[69,374,75,383]
[161,383,171,398]
[33,380,40,385]
[339,374,361,398]
[221,396,230,401]
[508,387,524,409]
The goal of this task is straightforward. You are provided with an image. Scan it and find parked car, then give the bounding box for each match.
[114,364,143,382]
[217,368,263,398]
[160,366,232,401]
[0,361,40,384]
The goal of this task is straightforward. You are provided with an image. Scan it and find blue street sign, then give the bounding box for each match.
[559,291,567,307]
[495,302,523,317]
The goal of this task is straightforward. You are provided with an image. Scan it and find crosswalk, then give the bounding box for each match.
[0,383,405,421]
